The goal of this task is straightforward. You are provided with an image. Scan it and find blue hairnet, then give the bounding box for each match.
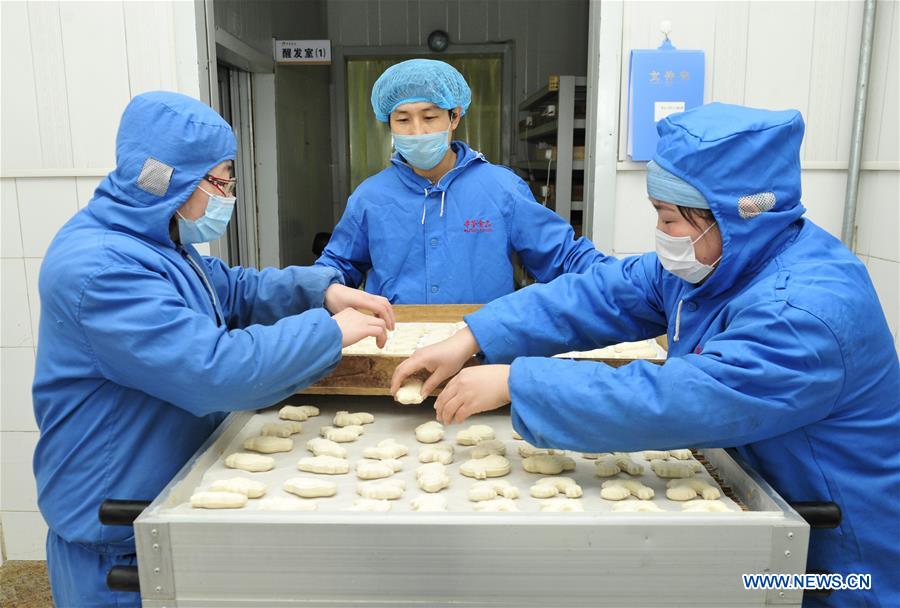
[371,59,472,122]
[646,160,708,209]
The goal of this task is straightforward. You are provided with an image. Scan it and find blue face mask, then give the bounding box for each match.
[392,129,451,170]
[176,188,236,244]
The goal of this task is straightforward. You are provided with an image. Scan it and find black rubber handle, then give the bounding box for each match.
[98,499,151,526]
[106,566,140,593]
[790,501,842,529]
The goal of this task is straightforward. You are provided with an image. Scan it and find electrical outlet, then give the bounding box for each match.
[544,149,554,160]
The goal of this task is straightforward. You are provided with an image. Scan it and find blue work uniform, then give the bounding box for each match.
[465,104,899,607]
[32,92,344,607]
[315,142,608,303]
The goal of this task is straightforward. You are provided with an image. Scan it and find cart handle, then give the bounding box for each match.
[107,566,140,593]
[790,501,842,529]
[98,499,151,526]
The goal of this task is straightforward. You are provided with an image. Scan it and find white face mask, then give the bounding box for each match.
[655,222,721,283]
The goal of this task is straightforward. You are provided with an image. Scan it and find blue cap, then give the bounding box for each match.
[646,160,708,209]
[371,59,472,123]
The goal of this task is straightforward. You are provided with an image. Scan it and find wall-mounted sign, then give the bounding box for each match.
[274,40,331,65]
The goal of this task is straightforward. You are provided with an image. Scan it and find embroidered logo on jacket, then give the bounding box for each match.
[464,218,493,233]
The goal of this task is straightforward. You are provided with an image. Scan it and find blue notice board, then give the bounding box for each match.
[628,39,704,161]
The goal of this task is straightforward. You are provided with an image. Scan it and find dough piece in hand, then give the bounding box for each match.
[650,458,702,478]
[419,442,454,465]
[261,421,303,437]
[362,438,409,460]
[522,454,576,475]
[191,491,247,509]
[530,477,583,499]
[319,425,363,443]
[306,437,347,459]
[460,455,511,480]
[357,479,406,500]
[225,453,275,473]
[333,411,374,427]
[297,455,350,475]
[641,450,670,461]
[540,498,584,512]
[681,500,730,513]
[456,424,495,446]
[668,449,694,460]
[345,498,392,512]
[415,421,444,443]
[665,478,721,501]
[518,443,566,458]
[468,480,520,502]
[283,477,338,498]
[279,405,319,421]
[416,462,450,493]
[600,479,655,501]
[356,459,402,480]
[474,497,519,512]
[243,436,293,454]
[257,497,318,511]
[471,439,507,458]
[209,477,267,498]
[396,378,425,404]
[612,501,665,513]
[410,493,448,512]
[511,429,523,440]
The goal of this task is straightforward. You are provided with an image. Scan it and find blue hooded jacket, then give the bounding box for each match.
[465,104,899,607]
[32,92,344,552]
[315,142,608,303]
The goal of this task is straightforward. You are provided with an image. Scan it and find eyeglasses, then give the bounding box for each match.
[205,174,237,196]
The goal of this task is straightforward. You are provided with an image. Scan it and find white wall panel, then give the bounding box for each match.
[1,260,33,348]
[0,2,42,172]
[124,0,179,96]
[15,178,78,259]
[0,431,39,512]
[0,348,37,432]
[0,512,47,560]
[1,179,23,258]
[856,171,900,263]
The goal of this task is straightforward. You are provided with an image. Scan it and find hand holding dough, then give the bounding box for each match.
[530,477,583,499]
[356,459,402,480]
[225,453,275,472]
[456,424,495,446]
[279,405,319,421]
[209,477,267,498]
[306,437,347,459]
[283,477,338,498]
[600,479,655,501]
[666,478,721,501]
[396,378,425,405]
[357,479,406,500]
[191,491,247,509]
[471,439,506,458]
[243,436,293,454]
[416,462,450,493]
[410,493,448,512]
[418,442,454,465]
[460,454,511,480]
[297,455,350,475]
[522,454,576,475]
[415,421,444,443]
[333,411,375,427]
[362,438,409,460]
[468,479,520,502]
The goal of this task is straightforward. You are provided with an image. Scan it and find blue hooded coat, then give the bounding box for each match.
[315,142,608,303]
[32,92,344,605]
[465,104,899,607]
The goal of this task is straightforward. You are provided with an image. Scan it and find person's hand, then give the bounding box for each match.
[390,327,480,398]
[333,308,389,348]
[324,284,395,330]
[434,365,511,424]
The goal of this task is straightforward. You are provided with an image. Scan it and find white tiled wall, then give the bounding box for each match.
[0,0,201,561]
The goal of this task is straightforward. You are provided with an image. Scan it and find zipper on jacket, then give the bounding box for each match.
[673,299,684,343]
[178,246,223,326]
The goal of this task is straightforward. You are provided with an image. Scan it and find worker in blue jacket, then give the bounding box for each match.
[393,103,899,607]
[32,91,394,607]
[315,59,608,303]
